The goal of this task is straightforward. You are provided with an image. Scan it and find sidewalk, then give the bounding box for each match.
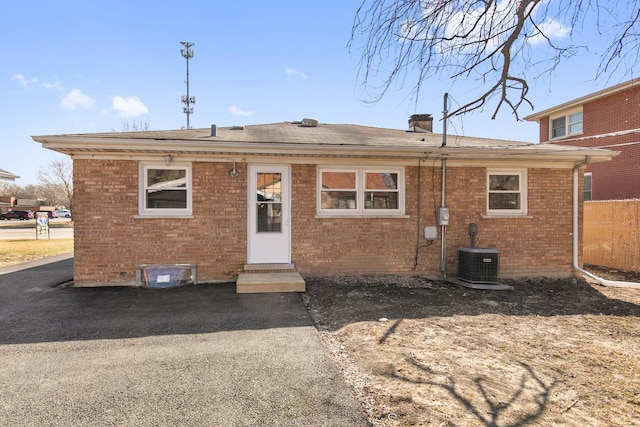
[0,252,74,276]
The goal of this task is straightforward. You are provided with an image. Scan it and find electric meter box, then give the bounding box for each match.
[437,207,450,225]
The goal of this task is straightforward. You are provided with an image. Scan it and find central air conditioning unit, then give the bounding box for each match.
[457,247,499,284]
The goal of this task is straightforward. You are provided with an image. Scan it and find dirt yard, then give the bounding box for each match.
[302,269,640,426]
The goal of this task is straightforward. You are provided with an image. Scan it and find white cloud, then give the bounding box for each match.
[41,80,66,91]
[285,67,307,79]
[12,74,66,91]
[11,73,37,89]
[529,17,571,45]
[229,105,253,116]
[111,95,148,117]
[409,0,570,53]
[444,2,516,52]
[61,89,95,111]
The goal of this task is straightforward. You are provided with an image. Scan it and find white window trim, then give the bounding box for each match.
[550,108,583,140]
[138,161,193,217]
[486,169,528,217]
[317,166,405,216]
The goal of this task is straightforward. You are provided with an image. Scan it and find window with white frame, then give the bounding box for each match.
[487,169,527,215]
[318,167,404,215]
[584,172,592,201]
[551,110,583,139]
[139,162,192,216]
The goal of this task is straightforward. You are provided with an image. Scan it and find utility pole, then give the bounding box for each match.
[180,41,195,129]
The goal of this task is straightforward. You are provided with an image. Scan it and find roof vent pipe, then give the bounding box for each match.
[211,124,217,137]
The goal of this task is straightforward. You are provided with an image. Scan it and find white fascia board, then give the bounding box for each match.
[33,136,617,165]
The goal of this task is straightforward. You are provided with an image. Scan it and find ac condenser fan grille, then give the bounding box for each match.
[457,247,499,284]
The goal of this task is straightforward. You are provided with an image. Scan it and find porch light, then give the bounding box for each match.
[228,160,239,178]
[165,155,172,166]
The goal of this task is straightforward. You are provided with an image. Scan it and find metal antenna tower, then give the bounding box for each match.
[180,41,195,129]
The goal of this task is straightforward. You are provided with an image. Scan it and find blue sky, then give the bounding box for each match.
[1,0,635,185]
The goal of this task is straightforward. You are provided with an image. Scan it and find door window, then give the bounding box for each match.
[256,172,282,232]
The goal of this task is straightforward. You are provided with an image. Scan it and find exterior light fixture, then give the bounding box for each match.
[228,161,239,178]
[165,155,172,166]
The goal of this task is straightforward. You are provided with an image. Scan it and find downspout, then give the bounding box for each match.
[440,158,447,277]
[572,158,640,288]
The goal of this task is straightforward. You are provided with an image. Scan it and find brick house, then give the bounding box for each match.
[524,78,640,200]
[32,117,616,289]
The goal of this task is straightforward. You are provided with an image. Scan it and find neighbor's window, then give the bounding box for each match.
[487,169,527,216]
[584,172,592,201]
[551,111,583,139]
[318,167,404,215]
[139,162,192,216]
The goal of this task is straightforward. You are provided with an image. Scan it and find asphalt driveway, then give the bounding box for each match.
[0,258,367,426]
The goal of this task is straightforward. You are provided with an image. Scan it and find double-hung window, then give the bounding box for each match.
[318,167,404,215]
[139,162,192,217]
[551,110,583,139]
[487,169,528,216]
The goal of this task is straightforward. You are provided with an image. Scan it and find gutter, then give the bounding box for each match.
[33,135,617,163]
[572,158,640,288]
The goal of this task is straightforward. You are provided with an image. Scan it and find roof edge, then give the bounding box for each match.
[32,136,618,164]
[524,77,640,122]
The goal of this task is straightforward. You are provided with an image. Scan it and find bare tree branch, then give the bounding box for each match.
[350,0,640,120]
[37,159,73,211]
[113,118,151,132]
[598,5,640,77]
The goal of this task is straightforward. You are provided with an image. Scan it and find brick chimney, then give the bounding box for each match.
[408,114,433,132]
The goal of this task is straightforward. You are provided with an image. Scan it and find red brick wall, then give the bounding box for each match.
[73,160,578,285]
[291,164,576,279]
[292,164,436,276]
[583,87,640,136]
[582,87,640,199]
[539,117,550,143]
[543,85,640,199]
[73,159,247,286]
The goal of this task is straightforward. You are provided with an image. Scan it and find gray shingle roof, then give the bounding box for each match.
[40,122,529,147]
[32,121,617,163]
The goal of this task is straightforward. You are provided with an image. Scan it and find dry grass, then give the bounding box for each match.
[0,239,73,267]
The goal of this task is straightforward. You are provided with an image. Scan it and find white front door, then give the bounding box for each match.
[247,165,291,264]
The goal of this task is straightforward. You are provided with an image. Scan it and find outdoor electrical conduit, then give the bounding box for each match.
[573,158,640,289]
[440,93,449,278]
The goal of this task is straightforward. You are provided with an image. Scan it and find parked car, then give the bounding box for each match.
[35,210,57,219]
[0,210,34,220]
[55,209,72,218]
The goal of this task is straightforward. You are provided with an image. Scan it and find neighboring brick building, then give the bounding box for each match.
[33,118,616,288]
[524,78,640,200]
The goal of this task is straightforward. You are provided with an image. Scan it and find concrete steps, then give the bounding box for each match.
[236,264,305,293]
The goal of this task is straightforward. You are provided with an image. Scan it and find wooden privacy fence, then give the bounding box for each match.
[583,200,640,272]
